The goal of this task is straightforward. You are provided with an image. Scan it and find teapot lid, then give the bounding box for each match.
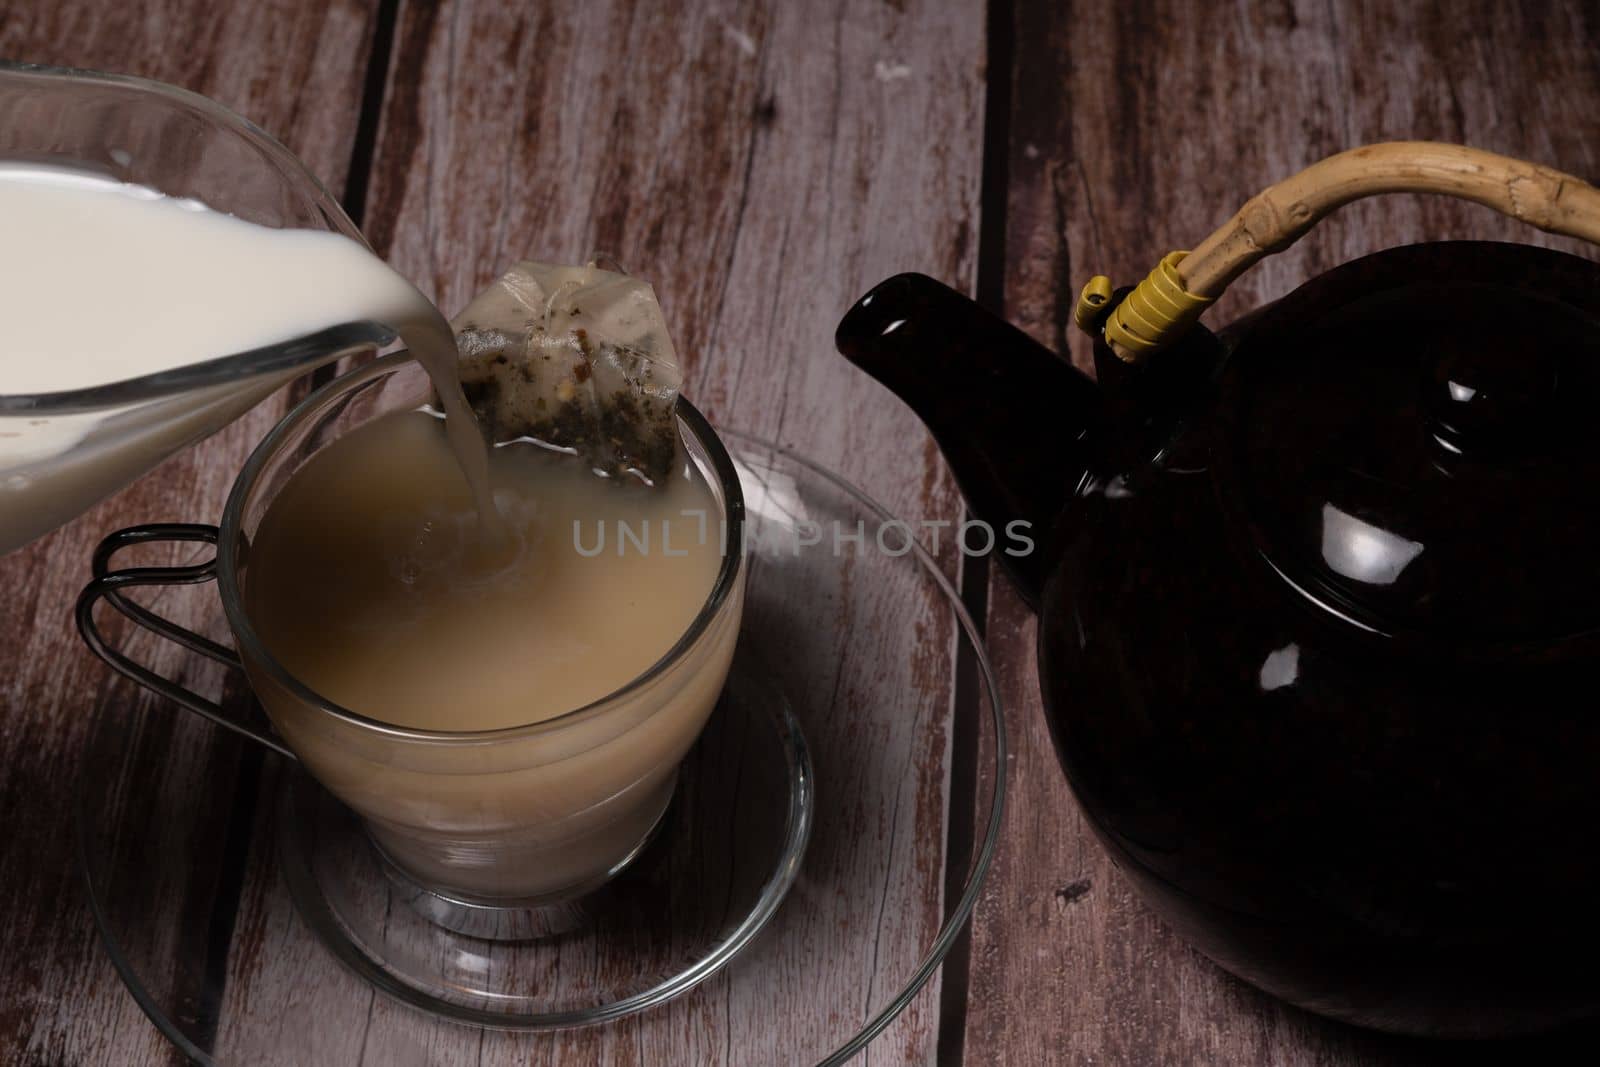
[1220,241,1600,647]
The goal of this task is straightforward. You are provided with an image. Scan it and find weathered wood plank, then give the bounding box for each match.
[0,3,380,1064]
[964,1,1600,1064]
[27,0,1600,1062]
[207,0,985,1064]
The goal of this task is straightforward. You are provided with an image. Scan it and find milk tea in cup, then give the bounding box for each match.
[237,264,744,902]
[244,402,743,900]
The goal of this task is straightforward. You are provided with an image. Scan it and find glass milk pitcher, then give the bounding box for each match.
[0,62,394,554]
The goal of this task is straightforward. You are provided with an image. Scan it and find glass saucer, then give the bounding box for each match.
[77,429,1006,1065]
[273,658,812,1026]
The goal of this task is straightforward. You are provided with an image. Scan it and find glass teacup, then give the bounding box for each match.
[78,353,746,906]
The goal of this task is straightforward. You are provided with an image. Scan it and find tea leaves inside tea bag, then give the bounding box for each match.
[451,261,682,484]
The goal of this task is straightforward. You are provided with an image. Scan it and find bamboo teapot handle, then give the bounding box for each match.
[1078,142,1600,363]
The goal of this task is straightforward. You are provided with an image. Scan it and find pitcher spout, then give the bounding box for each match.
[835,273,1101,608]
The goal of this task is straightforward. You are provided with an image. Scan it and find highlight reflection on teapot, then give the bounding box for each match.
[840,142,1600,1037]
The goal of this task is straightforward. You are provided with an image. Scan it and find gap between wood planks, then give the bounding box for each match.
[184,0,405,1057]
[937,0,1014,1064]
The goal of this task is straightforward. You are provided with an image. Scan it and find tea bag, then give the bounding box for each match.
[451,261,683,484]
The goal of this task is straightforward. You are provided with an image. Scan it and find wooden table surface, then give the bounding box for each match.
[4,1,1600,1063]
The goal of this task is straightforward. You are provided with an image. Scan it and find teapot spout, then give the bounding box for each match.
[836,274,1100,609]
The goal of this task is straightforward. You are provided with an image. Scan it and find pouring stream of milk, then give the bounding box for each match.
[0,165,495,551]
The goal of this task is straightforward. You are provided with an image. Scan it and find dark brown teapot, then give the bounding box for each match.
[837,143,1600,1038]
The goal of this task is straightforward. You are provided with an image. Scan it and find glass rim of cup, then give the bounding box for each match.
[217,350,747,745]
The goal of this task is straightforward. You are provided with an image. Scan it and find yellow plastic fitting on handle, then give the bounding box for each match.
[1092,251,1215,363]
[1073,275,1115,332]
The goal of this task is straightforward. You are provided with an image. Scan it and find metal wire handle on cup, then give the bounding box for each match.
[75,523,297,760]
